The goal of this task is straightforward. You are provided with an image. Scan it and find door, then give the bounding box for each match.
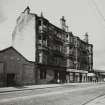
[7,73,15,86]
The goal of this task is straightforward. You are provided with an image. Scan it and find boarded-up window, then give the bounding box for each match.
[23,65,35,84]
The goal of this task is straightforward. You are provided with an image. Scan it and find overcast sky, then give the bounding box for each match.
[0,0,105,70]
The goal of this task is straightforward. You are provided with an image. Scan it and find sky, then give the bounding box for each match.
[0,0,105,70]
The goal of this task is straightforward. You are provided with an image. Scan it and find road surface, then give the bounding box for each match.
[0,83,105,105]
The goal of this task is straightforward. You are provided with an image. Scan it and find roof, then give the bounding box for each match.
[0,46,34,63]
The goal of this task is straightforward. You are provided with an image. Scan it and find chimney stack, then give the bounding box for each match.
[24,6,30,14]
[84,32,88,43]
[60,16,66,31]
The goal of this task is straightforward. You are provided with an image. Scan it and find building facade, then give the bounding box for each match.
[0,47,35,86]
[66,32,93,83]
[12,6,67,84]
[36,13,67,84]
[0,6,94,86]
[12,6,93,84]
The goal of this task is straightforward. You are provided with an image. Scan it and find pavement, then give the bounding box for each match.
[0,82,104,93]
[86,95,105,105]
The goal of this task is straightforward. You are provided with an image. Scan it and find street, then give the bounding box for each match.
[0,83,105,105]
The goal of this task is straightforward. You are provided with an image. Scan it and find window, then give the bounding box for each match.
[42,33,47,40]
[66,34,68,38]
[38,20,41,26]
[54,57,61,65]
[39,53,43,63]
[40,70,46,79]
[0,63,4,82]
[0,63,4,73]
[70,36,73,43]
[38,34,41,40]
[67,59,70,67]
[66,46,69,54]
[66,34,69,42]
[60,46,62,52]
[43,21,47,26]
[43,54,47,64]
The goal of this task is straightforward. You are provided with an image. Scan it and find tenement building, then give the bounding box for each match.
[12,6,67,85]
[66,32,93,83]
[0,7,93,86]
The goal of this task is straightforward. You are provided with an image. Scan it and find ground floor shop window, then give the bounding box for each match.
[40,70,46,79]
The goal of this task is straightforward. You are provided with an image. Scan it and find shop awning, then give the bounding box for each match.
[87,73,95,76]
[67,69,88,73]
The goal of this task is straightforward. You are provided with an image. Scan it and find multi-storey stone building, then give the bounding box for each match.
[36,14,67,83]
[66,32,93,82]
[12,6,68,84]
[0,6,93,86]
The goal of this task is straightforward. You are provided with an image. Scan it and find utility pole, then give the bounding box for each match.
[34,15,39,85]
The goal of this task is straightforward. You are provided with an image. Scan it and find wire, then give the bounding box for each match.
[91,0,105,22]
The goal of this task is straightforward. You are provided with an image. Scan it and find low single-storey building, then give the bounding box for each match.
[0,47,36,86]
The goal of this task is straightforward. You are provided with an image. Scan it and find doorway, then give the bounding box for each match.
[7,73,15,86]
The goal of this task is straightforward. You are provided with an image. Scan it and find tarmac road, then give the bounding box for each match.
[0,83,105,105]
